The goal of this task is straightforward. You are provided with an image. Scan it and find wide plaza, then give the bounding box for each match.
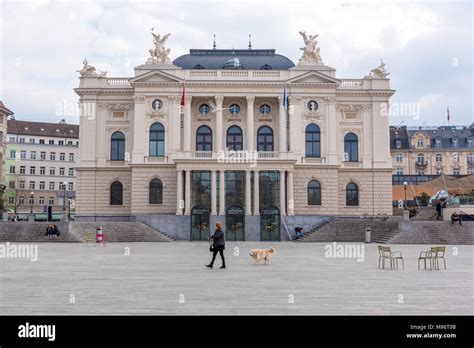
[0,242,472,315]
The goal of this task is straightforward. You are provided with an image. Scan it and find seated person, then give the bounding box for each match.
[408,207,417,220]
[451,212,462,226]
[295,227,304,239]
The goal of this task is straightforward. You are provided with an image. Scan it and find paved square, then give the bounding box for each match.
[0,242,472,315]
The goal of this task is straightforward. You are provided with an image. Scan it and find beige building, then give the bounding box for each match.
[74,31,395,240]
[390,126,474,180]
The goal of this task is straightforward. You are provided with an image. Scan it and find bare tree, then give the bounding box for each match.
[3,172,31,217]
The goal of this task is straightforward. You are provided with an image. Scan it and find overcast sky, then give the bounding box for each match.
[0,0,472,126]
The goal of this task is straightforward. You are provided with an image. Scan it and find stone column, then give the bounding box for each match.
[253,170,259,215]
[132,95,146,164]
[326,96,338,165]
[170,96,181,151]
[184,170,191,215]
[176,170,183,215]
[96,103,108,166]
[278,96,287,153]
[215,95,224,152]
[288,96,301,157]
[287,170,294,215]
[183,96,192,152]
[246,96,255,151]
[279,170,286,215]
[211,170,217,215]
[219,170,225,215]
[245,170,251,215]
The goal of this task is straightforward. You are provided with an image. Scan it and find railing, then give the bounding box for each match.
[221,71,249,77]
[252,71,280,78]
[415,161,428,167]
[257,151,279,159]
[340,80,363,87]
[106,78,130,86]
[193,151,213,158]
[186,70,283,80]
[189,70,218,77]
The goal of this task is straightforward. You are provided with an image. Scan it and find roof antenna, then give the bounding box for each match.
[248,34,252,49]
[213,34,216,49]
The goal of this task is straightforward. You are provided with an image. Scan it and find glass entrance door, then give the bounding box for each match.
[191,205,210,240]
[260,206,280,241]
[226,205,245,241]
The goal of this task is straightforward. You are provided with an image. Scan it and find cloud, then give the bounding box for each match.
[0,0,472,126]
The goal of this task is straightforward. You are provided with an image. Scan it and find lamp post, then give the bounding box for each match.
[62,181,67,211]
[403,181,408,210]
[30,191,34,214]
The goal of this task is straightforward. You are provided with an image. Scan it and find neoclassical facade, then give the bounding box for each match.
[75,31,395,240]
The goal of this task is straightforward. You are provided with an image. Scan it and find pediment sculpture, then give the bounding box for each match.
[147,28,171,64]
[77,59,107,77]
[365,59,390,79]
[298,30,324,65]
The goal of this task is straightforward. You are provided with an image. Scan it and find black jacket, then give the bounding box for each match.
[211,229,225,248]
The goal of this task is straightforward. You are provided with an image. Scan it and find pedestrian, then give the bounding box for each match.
[206,221,226,269]
[295,227,304,239]
[436,201,442,220]
[451,212,462,226]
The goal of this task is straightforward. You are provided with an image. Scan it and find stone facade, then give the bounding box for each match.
[74,31,395,240]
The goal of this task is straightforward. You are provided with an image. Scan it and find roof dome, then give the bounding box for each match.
[173,48,295,70]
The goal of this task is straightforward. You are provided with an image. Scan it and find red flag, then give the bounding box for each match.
[181,82,186,109]
[447,106,450,122]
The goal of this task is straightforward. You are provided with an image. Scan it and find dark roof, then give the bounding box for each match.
[7,120,79,138]
[0,101,14,116]
[390,126,410,150]
[173,49,295,70]
[407,126,474,149]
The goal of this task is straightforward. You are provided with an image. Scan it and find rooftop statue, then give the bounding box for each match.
[147,28,172,64]
[365,59,390,79]
[77,59,107,77]
[298,30,323,65]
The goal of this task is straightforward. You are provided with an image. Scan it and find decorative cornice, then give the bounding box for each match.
[133,95,146,103]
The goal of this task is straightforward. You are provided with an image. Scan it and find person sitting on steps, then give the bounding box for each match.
[451,212,462,226]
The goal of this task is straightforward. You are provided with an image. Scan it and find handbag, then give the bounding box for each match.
[209,237,214,252]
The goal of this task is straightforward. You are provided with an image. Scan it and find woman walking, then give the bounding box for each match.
[206,221,226,269]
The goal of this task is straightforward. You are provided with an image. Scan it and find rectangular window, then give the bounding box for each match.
[59,182,66,190]
[50,168,55,176]
[19,197,25,205]
[49,140,55,145]
[9,181,15,189]
[10,165,16,174]
[395,140,401,149]
[40,151,46,160]
[39,197,45,205]
[68,182,73,191]
[19,181,25,189]
[69,153,74,162]
[29,181,35,190]
[67,140,73,145]
[60,168,65,176]
[68,168,74,176]
[50,152,56,160]
[29,166,36,175]
[48,197,55,205]
[20,166,25,174]
[19,138,25,143]
[453,169,460,175]
[10,149,16,158]
[40,167,45,175]
[20,150,26,159]
[8,197,14,205]
[29,138,35,144]
[60,153,65,161]
[49,182,55,190]
[30,151,36,160]
[453,139,458,147]
[39,181,45,190]
[9,137,16,143]
[39,139,45,144]
[58,140,64,145]
[396,168,403,175]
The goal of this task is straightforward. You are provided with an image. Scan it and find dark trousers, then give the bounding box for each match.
[210,246,225,266]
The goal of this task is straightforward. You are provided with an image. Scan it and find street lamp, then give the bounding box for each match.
[30,191,34,214]
[62,181,67,212]
[403,181,408,210]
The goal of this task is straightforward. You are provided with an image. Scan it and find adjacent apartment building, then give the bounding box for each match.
[74,30,395,241]
[390,125,474,181]
[4,119,79,215]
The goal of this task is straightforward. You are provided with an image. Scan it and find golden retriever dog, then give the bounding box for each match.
[249,247,276,265]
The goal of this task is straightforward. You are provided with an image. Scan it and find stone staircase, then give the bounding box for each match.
[0,222,79,242]
[296,219,400,243]
[389,221,474,245]
[69,222,173,242]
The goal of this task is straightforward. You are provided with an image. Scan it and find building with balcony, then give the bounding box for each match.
[390,125,474,179]
[74,31,395,240]
[4,119,79,215]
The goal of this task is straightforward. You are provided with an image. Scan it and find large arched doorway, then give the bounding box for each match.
[260,206,280,241]
[226,205,245,241]
[191,205,210,240]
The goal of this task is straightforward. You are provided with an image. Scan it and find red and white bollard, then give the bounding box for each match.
[96,226,103,245]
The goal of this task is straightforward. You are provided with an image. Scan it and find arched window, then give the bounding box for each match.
[346,182,359,206]
[193,64,205,69]
[196,125,212,151]
[344,133,358,162]
[305,124,321,158]
[435,153,442,162]
[149,123,165,157]
[226,125,243,151]
[149,179,163,204]
[260,64,272,70]
[110,181,123,205]
[417,153,425,164]
[307,180,321,205]
[257,126,274,151]
[111,131,125,161]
